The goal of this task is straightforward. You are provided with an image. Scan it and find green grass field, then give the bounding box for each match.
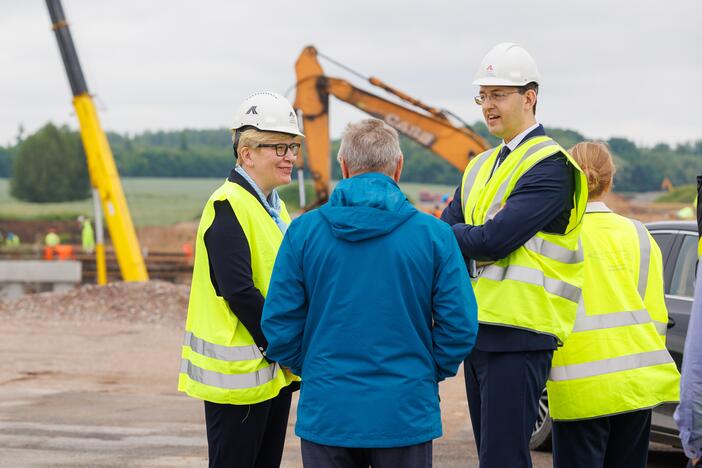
[655,184,697,203]
[0,178,455,226]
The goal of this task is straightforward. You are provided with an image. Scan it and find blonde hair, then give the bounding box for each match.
[569,141,616,198]
[232,128,302,159]
[337,118,402,176]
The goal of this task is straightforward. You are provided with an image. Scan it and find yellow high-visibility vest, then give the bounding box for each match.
[547,203,680,420]
[178,180,298,405]
[461,136,588,344]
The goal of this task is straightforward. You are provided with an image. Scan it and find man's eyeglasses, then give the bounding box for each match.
[474,90,521,106]
[256,143,301,157]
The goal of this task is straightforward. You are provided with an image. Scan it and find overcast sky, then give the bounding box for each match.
[1,1,700,148]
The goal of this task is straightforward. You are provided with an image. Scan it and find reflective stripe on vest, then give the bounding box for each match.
[549,349,674,381]
[180,359,279,390]
[461,150,494,209]
[572,308,667,335]
[523,237,584,265]
[183,331,262,362]
[632,219,650,298]
[480,264,581,304]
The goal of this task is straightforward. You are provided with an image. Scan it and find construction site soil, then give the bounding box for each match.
[0,281,687,467]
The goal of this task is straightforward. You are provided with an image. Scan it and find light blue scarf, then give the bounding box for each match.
[235,166,288,234]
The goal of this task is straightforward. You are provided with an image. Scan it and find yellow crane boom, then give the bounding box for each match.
[46,0,148,281]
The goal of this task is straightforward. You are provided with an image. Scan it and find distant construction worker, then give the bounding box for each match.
[44,228,60,247]
[77,215,95,253]
[178,91,303,468]
[547,142,680,468]
[262,119,478,468]
[441,42,587,467]
[5,231,19,246]
[43,227,60,260]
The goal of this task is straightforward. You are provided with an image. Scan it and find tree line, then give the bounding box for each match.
[1,122,700,202]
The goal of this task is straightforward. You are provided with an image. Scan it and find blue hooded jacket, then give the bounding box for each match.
[262,173,478,448]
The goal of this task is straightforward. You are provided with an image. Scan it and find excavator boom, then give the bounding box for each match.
[294,46,488,208]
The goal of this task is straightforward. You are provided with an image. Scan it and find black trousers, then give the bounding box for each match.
[204,389,292,468]
[552,409,652,468]
[464,348,553,468]
[300,439,432,468]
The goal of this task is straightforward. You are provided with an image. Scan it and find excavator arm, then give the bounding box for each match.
[294,46,488,208]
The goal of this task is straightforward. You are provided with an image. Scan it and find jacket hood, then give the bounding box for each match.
[318,173,417,242]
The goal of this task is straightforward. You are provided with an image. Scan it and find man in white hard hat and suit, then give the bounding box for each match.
[441,43,588,467]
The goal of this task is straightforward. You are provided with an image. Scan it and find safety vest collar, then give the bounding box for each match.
[585,201,612,213]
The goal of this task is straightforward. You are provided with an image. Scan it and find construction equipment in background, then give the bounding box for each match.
[46,0,148,282]
[293,45,489,209]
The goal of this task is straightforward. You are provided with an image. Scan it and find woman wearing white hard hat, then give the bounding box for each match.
[178,91,303,468]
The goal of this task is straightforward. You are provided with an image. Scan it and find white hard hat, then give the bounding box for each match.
[232,91,304,137]
[473,42,540,87]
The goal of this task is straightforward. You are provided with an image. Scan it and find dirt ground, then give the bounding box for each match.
[0,283,688,467]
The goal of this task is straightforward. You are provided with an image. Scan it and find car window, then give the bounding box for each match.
[670,234,698,298]
[651,233,674,259]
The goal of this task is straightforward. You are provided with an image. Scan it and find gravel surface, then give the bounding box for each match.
[0,281,189,325]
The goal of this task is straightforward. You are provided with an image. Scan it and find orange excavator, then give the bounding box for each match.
[293,45,489,209]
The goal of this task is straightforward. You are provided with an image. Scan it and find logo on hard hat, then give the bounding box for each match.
[486,64,495,76]
[246,106,258,115]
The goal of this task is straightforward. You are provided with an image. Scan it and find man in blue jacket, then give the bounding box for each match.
[262,118,478,467]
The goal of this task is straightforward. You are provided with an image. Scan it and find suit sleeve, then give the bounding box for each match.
[431,225,478,381]
[261,224,308,375]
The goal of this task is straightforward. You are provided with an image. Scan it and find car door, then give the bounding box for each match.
[665,232,698,368]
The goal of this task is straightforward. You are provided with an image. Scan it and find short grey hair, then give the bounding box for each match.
[337,119,402,176]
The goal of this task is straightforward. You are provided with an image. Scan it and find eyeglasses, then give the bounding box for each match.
[474,90,521,106]
[256,143,301,157]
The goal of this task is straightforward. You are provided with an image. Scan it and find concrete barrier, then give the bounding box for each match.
[0,260,82,299]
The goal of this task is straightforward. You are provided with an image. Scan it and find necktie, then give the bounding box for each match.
[497,146,511,165]
[489,146,511,179]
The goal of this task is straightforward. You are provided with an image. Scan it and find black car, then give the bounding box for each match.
[530,220,698,451]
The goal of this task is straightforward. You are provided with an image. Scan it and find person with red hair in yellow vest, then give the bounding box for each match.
[178,91,303,468]
[547,142,680,468]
